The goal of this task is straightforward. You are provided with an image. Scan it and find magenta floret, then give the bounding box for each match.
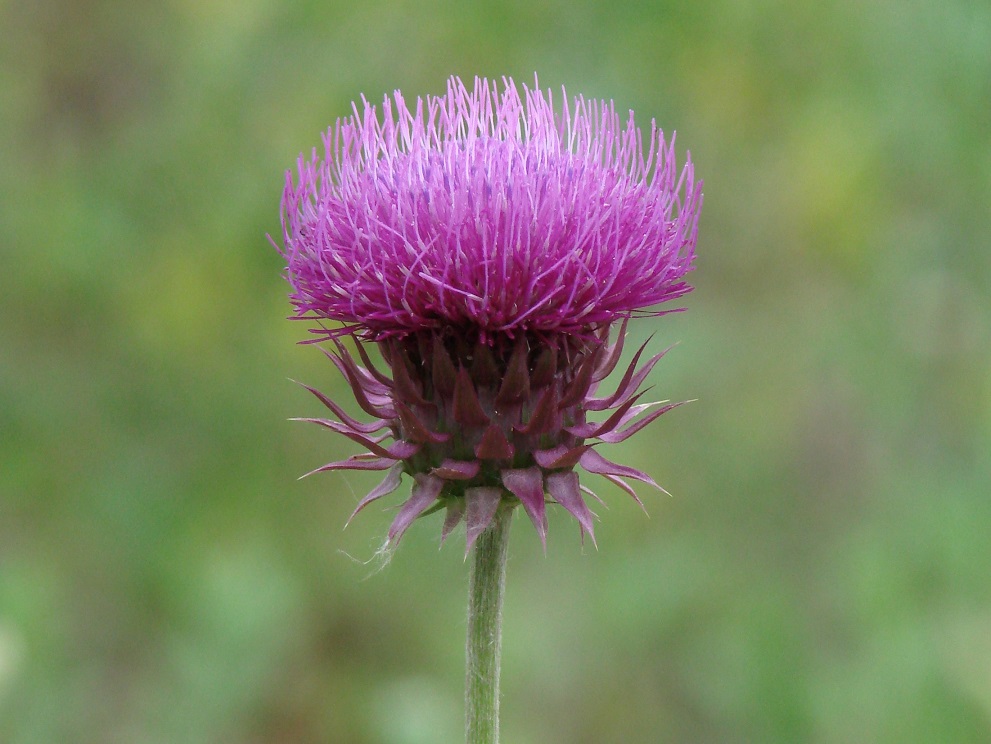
[282,76,702,342]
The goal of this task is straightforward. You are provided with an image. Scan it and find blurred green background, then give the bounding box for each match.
[1,0,989,741]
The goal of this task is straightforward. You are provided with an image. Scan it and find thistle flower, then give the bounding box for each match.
[281,75,702,550]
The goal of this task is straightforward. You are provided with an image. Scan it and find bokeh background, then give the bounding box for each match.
[2,0,989,741]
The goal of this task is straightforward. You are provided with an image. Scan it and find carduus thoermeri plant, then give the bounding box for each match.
[280,75,702,553]
[278,75,702,744]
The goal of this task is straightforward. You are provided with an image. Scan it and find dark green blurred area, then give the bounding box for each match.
[1,0,989,741]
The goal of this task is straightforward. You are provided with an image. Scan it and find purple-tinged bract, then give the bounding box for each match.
[280,76,702,549]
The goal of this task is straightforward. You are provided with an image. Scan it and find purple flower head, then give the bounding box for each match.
[280,76,702,550]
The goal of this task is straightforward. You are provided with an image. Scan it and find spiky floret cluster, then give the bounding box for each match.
[282,76,701,342]
[280,76,702,549]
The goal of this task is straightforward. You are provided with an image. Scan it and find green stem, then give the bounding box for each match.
[465,505,513,744]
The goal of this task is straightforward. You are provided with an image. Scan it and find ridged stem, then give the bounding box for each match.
[465,505,513,744]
